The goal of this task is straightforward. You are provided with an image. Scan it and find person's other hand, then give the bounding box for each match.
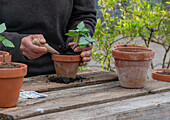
[69,42,92,66]
[20,35,47,59]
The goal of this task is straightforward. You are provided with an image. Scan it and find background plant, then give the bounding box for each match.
[92,0,170,70]
[0,23,14,48]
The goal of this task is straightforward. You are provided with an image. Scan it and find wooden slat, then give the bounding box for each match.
[1,82,147,119]
[22,70,118,92]
[1,79,170,119]
[22,91,170,120]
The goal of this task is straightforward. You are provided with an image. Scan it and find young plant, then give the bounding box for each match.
[0,23,14,48]
[65,21,95,49]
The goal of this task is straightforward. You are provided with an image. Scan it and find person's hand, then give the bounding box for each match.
[69,42,92,66]
[20,35,47,59]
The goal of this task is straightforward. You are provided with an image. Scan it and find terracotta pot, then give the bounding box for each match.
[0,62,27,108]
[0,51,10,62]
[151,69,170,82]
[52,54,81,78]
[112,47,155,88]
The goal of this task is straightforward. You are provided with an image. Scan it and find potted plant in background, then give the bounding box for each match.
[0,23,27,108]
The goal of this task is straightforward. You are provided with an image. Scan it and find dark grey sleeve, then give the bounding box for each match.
[0,32,28,61]
[66,0,97,45]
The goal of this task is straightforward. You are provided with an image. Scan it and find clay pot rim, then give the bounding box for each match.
[52,54,81,62]
[151,68,170,82]
[113,47,154,54]
[114,44,149,49]
[112,47,155,61]
[0,62,27,78]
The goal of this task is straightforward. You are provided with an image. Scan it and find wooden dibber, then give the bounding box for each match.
[32,39,60,55]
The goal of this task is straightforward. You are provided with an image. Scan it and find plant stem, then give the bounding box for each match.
[3,53,5,63]
[167,59,170,69]
[72,33,80,49]
[162,47,170,68]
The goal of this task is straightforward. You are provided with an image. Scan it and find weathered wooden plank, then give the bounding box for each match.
[1,79,170,119]
[1,82,148,119]
[22,91,170,120]
[22,70,118,92]
[145,79,170,93]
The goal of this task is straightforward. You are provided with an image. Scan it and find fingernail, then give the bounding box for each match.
[40,39,46,44]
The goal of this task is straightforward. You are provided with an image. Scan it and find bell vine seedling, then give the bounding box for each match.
[65,21,95,49]
[0,23,14,48]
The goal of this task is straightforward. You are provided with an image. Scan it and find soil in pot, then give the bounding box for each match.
[151,69,170,82]
[0,53,20,69]
[156,71,170,75]
[0,62,20,69]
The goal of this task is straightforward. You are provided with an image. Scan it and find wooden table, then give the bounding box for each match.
[0,70,170,120]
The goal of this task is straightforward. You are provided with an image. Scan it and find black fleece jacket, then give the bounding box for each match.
[0,0,96,77]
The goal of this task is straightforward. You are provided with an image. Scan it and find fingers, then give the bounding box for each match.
[20,34,48,59]
[74,46,92,53]
[68,42,75,47]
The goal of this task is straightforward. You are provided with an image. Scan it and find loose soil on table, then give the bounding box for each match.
[48,75,87,84]
[0,113,14,120]
[156,71,170,75]
[0,62,20,69]
[22,70,118,92]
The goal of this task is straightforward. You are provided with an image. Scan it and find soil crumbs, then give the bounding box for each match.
[48,75,88,84]
[157,71,170,75]
[0,62,20,69]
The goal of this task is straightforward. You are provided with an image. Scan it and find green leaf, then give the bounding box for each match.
[79,37,89,46]
[81,28,89,32]
[65,31,77,37]
[0,23,6,33]
[2,39,15,47]
[165,2,170,4]
[77,21,85,30]
[0,36,5,42]
[86,36,95,43]
[79,45,87,48]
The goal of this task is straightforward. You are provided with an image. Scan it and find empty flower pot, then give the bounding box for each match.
[112,47,155,88]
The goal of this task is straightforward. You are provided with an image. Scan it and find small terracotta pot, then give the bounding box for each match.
[0,62,27,108]
[0,51,10,62]
[52,54,81,78]
[112,47,155,88]
[151,69,170,82]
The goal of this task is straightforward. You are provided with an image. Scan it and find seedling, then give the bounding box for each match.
[65,21,95,49]
[0,23,14,48]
